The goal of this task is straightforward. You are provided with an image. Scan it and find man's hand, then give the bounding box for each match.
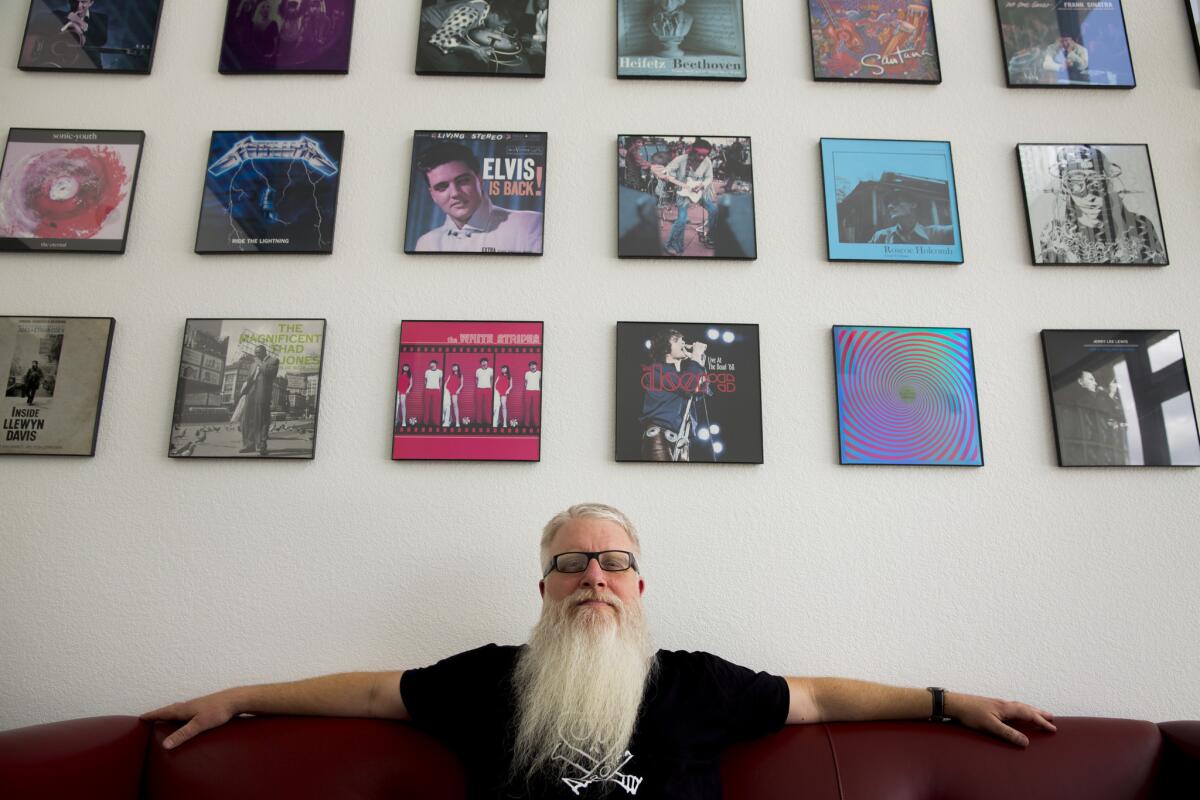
[945,691,1057,747]
[140,689,241,750]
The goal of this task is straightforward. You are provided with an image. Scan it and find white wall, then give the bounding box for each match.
[2,1,1199,732]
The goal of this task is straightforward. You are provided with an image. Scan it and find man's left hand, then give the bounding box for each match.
[946,692,1057,747]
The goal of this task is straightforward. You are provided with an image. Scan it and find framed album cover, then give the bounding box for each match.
[617,0,747,80]
[1017,144,1167,266]
[415,0,548,77]
[994,0,1135,88]
[404,131,546,255]
[218,0,356,74]
[393,321,543,462]
[1187,1,1200,73]
[1,316,114,456]
[833,325,983,466]
[169,319,326,459]
[17,0,164,73]
[807,0,941,84]
[820,138,963,264]
[1042,330,1200,467]
[615,322,762,464]
[0,128,145,254]
[617,135,756,259]
[194,131,345,255]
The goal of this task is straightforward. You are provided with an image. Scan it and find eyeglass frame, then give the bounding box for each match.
[542,550,640,579]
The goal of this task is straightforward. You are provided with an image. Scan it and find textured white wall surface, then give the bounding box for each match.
[2,1,1199,732]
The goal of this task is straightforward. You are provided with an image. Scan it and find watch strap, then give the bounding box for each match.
[927,687,952,722]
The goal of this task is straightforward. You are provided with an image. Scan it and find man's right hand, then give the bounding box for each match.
[140,689,241,749]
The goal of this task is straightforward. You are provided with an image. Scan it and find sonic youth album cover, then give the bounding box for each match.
[404,131,546,255]
[617,0,747,80]
[194,131,344,254]
[415,0,549,77]
[994,0,1135,87]
[0,128,144,254]
[219,0,356,74]
[615,322,762,464]
[1,317,114,456]
[808,0,941,83]
[393,321,543,462]
[18,0,164,73]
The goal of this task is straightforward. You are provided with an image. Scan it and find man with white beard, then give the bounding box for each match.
[143,503,1056,798]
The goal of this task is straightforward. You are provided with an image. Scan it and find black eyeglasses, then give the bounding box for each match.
[542,550,639,578]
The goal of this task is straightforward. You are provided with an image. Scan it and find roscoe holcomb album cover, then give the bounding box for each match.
[404,131,546,255]
[18,0,164,73]
[994,0,1135,88]
[617,0,747,80]
[219,0,356,74]
[0,128,145,254]
[1,317,114,456]
[393,321,543,462]
[807,0,941,83]
[416,0,549,77]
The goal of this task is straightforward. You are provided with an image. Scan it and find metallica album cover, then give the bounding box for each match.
[393,320,543,462]
[194,131,345,254]
[404,131,547,255]
[617,0,747,80]
[808,0,941,83]
[1042,330,1200,467]
[1,316,114,456]
[169,319,326,460]
[219,0,356,74]
[0,128,145,254]
[617,135,756,259]
[994,0,1135,88]
[18,0,164,73]
[416,0,549,77]
[820,138,963,264]
[615,322,762,464]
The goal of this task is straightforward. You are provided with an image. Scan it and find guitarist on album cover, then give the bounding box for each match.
[654,138,716,256]
[23,0,110,67]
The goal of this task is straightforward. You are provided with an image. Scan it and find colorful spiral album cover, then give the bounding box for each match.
[617,135,756,259]
[617,0,747,80]
[994,0,1135,88]
[416,0,549,77]
[404,131,546,255]
[393,321,543,462]
[1,316,114,457]
[18,0,164,73]
[832,325,983,466]
[219,0,356,74]
[808,0,941,83]
[1042,330,1200,468]
[194,131,345,254]
[0,128,144,254]
[1017,144,1166,266]
[615,322,762,464]
[820,138,963,264]
[169,319,326,460]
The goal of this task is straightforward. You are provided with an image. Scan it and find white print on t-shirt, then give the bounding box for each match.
[551,738,643,796]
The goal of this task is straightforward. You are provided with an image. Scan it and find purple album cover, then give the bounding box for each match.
[219,0,356,74]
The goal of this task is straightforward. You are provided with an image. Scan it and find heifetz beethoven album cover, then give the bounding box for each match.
[18,0,164,73]
[995,0,1135,87]
[617,0,747,80]
[807,0,941,83]
[404,131,546,255]
[393,321,543,462]
[1,317,114,456]
[416,0,549,77]
[219,0,356,74]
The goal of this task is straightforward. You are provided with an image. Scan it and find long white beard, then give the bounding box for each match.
[511,589,656,785]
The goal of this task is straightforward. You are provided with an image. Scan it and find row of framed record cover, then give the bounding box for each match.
[3,316,1199,470]
[15,1,1200,85]
[0,128,1174,266]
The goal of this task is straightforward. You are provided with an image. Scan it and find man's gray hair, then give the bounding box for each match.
[540,503,642,569]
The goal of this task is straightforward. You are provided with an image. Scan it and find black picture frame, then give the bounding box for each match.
[217,0,357,75]
[414,0,549,78]
[1187,0,1200,74]
[806,0,942,85]
[16,0,165,75]
[992,0,1137,89]
[615,0,748,81]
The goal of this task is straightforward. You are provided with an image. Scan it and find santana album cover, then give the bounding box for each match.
[404,131,546,255]
[169,319,326,459]
[832,325,983,466]
[219,0,356,74]
[615,322,762,464]
[617,0,747,80]
[808,0,941,83]
[0,128,144,254]
[194,131,345,254]
[1,316,114,456]
[994,0,1135,87]
[415,0,549,77]
[393,321,543,462]
[1042,330,1200,467]
[18,0,164,73]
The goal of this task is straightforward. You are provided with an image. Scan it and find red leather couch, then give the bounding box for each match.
[1,714,1198,798]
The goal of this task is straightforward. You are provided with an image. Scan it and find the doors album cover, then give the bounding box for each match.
[18,0,164,73]
[994,0,1135,88]
[808,0,941,83]
[416,0,549,77]
[219,0,356,74]
[617,0,747,80]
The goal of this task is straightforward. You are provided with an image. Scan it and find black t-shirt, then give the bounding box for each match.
[400,644,789,799]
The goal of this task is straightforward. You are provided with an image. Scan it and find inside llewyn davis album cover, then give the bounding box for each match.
[169,319,326,459]
[18,0,164,73]
[994,0,1135,87]
[1042,330,1200,467]
[807,0,941,83]
[617,0,746,80]
[416,0,549,77]
[1,317,114,457]
[219,0,356,73]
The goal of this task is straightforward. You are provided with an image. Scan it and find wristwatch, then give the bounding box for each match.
[927,687,953,723]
